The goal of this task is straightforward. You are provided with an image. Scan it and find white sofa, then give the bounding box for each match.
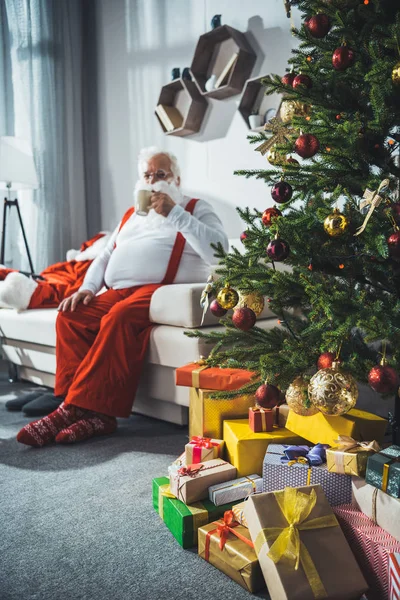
[0,281,279,425]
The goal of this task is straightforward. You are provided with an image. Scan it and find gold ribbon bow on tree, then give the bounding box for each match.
[354,178,391,236]
[255,487,339,599]
[255,117,294,156]
[334,435,380,452]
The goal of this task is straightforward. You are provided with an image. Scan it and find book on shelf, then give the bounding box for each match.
[214,52,239,89]
[155,104,183,132]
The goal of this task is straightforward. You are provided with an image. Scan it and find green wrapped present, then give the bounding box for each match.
[365,445,400,498]
[152,477,233,548]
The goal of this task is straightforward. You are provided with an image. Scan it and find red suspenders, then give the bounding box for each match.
[113,198,199,285]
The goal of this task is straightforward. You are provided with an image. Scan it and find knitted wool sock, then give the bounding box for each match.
[17,402,85,447]
[55,414,117,444]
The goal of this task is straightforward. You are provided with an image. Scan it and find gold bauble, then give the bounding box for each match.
[267,147,286,166]
[237,290,265,316]
[323,208,349,237]
[392,61,400,85]
[280,100,311,124]
[308,362,358,416]
[217,283,239,310]
[285,376,319,416]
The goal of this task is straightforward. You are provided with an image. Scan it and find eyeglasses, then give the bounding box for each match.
[143,169,172,181]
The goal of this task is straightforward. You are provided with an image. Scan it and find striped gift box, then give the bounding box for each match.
[390,553,400,600]
[334,505,400,600]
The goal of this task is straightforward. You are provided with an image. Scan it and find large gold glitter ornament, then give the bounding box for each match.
[285,376,319,416]
[392,61,400,85]
[280,100,311,124]
[308,361,358,416]
[237,290,265,316]
[217,283,239,310]
[323,208,349,237]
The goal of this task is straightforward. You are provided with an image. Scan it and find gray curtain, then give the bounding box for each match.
[1,0,90,271]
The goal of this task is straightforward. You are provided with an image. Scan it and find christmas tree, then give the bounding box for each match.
[187,0,400,425]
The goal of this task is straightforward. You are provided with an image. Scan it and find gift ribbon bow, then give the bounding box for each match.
[205,510,254,561]
[334,435,380,453]
[255,117,294,155]
[354,178,390,236]
[189,436,221,463]
[255,487,339,599]
[281,444,330,466]
[178,464,204,478]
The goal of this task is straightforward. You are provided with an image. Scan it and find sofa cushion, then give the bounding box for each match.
[0,308,280,368]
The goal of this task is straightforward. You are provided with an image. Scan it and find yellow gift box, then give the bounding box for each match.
[286,408,387,448]
[189,388,255,440]
[223,419,306,478]
[326,436,380,477]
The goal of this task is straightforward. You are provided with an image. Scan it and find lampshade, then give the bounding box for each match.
[0,136,39,190]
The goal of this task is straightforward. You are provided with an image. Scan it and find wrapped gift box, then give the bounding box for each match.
[263,444,352,506]
[249,406,274,432]
[198,511,265,593]
[208,474,262,506]
[352,476,400,543]
[232,500,249,528]
[185,436,224,465]
[223,419,306,478]
[286,408,387,447]
[189,388,255,440]
[273,403,290,427]
[152,477,233,548]
[244,485,368,600]
[168,458,236,504]
[366,445,400,498]
[334,504,400,600]
[389,552,400,600]
[326,437,380,477]
[176,362,255,390]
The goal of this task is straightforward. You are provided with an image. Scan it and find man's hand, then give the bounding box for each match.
[58,290,94,312]
[150,191,176,217]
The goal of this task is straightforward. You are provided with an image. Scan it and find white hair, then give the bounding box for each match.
[137,146,181,180]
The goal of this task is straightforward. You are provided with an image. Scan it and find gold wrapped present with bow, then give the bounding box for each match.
[244,485,368,600]
[326,435,380,477]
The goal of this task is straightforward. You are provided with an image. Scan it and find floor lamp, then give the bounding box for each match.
[0,136,39,274]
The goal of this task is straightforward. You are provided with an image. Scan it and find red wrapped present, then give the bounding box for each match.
[185,436,224,464]
[249,406,274,432]
[390,553,400,600]
[333,504,400,600]
[176,361,255,390]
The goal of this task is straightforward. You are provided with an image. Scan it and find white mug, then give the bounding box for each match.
[136,189,152,216]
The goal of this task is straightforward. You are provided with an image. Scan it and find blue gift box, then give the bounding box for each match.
[262,443,352,506]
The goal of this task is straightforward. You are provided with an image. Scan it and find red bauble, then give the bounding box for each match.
[388,231,400,261]
[391,203,400,225]
[232,307,256,331]
[266,238,290,261]
[332,47,355,71]
[317,352,336,370]
[286,157,300,166]
[240,231,248,242]
[368,364,399,394]
[210,299,227,317]
[271,181,293,204]
[305,14,331,38]
[282,73,296,86]
[295,134,320,158]
[255,383,280,409]
[293,74,313,89]
[262,207,282,227]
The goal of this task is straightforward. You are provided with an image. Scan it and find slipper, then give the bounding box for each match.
[23,393,64,417]
[5,388,49,411]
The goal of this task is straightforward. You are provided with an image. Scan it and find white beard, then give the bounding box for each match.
[134,179,184,230]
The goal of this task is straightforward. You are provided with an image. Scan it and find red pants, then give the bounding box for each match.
[55,284,161,417]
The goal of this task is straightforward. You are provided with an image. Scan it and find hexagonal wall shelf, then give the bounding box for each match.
[190,25,256,100]
[155,78,208,137]
[238,75,279,131]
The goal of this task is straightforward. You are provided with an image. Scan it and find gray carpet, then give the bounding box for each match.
[0,376,268,600]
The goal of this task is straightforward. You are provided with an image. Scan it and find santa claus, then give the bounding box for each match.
[16,146,229,446]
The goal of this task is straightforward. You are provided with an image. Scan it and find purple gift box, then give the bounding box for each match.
[262,443,352,506]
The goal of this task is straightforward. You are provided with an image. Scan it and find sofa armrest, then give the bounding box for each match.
[149,283,275,328]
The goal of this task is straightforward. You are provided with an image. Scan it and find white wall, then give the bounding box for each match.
[95,0,301,236]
